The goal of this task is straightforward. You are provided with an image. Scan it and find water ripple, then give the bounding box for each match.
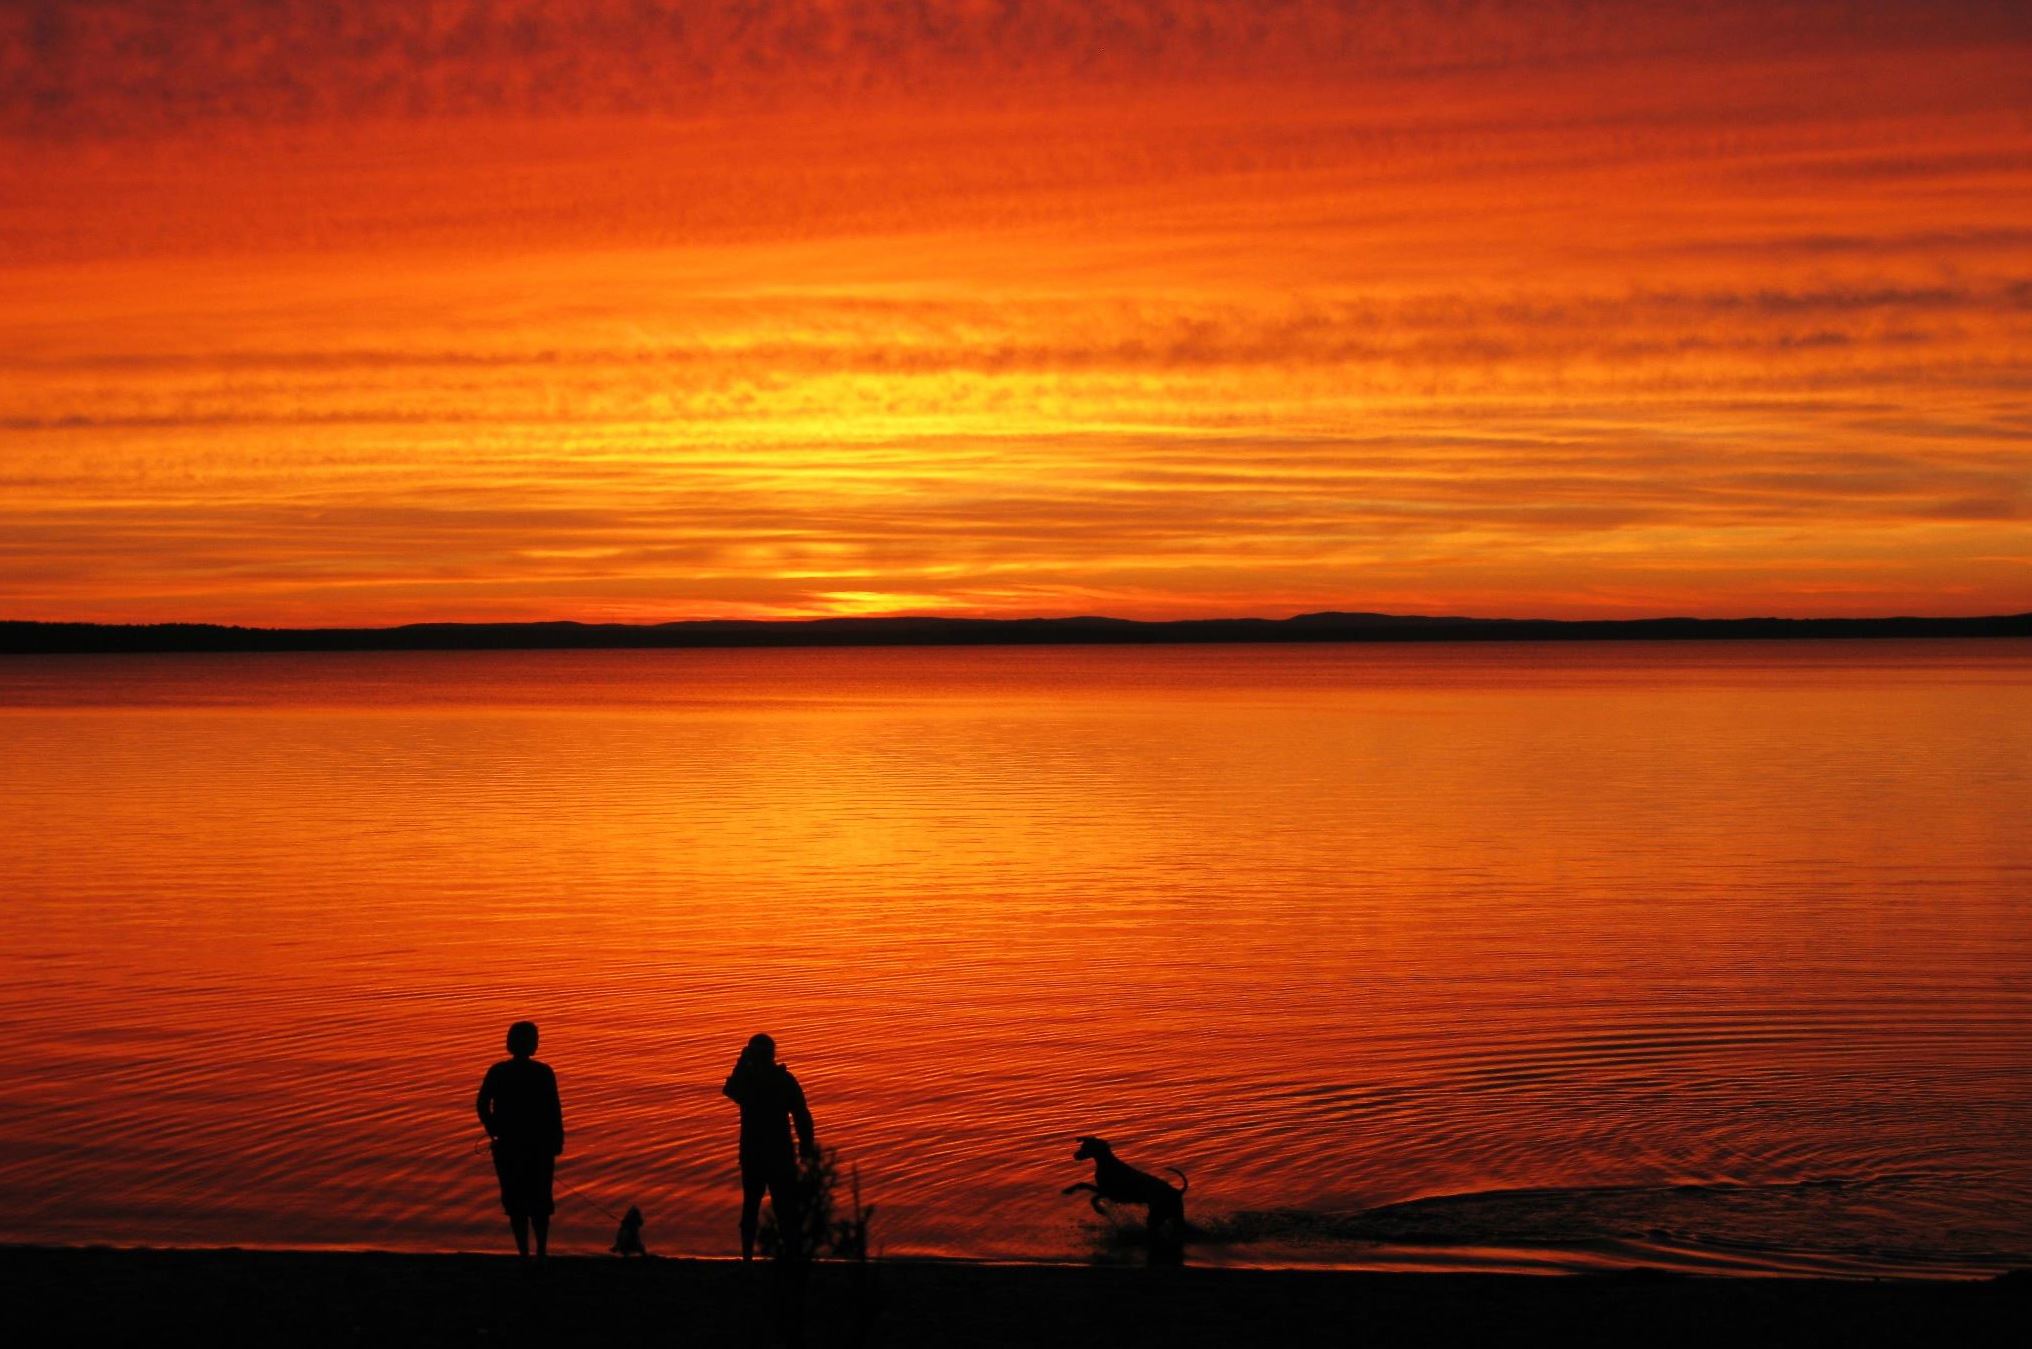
[1,641,2028,1272]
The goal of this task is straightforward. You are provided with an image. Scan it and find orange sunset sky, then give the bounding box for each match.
[2,1,2028,625]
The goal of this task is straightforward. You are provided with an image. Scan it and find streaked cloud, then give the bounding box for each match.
[1,1,2027,622]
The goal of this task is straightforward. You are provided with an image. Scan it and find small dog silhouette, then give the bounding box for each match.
[611,1205,648,1257]
[1063,1135,1189,1245]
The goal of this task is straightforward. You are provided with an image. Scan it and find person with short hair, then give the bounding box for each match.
[476,1020,564,1257]
[722,1033,817,1260]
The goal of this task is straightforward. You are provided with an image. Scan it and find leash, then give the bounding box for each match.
[472,1136,626,1223]
[556,1173,625,1223]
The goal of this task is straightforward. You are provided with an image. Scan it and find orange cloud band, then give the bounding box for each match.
[1,3,2027,622]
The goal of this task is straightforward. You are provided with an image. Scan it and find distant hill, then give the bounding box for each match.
[2,612,2027,654]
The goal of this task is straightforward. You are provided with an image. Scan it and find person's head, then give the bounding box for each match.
[506,1021,539,1059]
[741,1033,776,1067]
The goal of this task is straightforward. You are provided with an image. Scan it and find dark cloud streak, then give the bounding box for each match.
[5,1,2026,137]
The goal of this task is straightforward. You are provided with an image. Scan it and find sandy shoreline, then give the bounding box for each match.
[6,1246,2022,1347]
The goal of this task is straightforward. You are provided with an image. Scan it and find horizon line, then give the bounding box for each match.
[5,606,2032,632]
[4,609,2028,657]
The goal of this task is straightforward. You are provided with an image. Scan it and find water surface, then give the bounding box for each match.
[2,641,2027,1274]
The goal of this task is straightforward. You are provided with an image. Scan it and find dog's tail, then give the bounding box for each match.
[1168,1167,1189,1194]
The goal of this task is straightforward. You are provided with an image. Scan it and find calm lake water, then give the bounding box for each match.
[2,641,2028,1275]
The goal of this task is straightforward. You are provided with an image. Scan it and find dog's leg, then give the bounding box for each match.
[1062,1181,1112,1217]
[1162,1188,1190,1249]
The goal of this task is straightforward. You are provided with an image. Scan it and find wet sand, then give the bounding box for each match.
[4,1247,2022,1347]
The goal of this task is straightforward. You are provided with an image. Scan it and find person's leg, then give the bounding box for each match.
[532,1154,554,1258]
[495,1147,529,1257]
[740,1169,765,1260]
[769,1161,804,1264]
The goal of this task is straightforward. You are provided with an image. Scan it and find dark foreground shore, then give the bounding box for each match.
[5,1248,2023,1348]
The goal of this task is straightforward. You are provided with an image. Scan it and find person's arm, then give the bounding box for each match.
[546,1066,564,1157]
[722,1063,743,1103]
[788,1075,816,1161]
[475,1066,497,1138]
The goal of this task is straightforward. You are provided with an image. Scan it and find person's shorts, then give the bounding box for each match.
[492,1145,556,1218]
[740,1148,798,1197]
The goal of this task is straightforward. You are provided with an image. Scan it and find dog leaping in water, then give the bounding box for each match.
[1063,1135,1189,1246]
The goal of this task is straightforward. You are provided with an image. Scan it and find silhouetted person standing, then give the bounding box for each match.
[476,1020,564,1258]
[722,1033,816,1261]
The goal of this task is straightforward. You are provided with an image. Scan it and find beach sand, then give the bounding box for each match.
[5,1247,2022,1347]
